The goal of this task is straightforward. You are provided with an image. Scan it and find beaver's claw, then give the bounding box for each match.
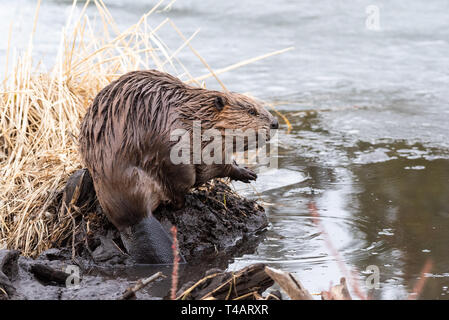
[232,166,257,183]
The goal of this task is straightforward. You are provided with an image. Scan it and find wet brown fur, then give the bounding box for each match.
[79,70,275,230]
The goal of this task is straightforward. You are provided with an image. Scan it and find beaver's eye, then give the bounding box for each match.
[248,109,257,116]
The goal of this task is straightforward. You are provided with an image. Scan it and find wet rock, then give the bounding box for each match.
[0,250,20,299]
[61,167,96,211]
[37,248,72,262]
[91,234,128,264]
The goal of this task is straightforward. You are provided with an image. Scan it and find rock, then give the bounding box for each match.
[0,250,20,299]
[91,235,128,264]
[62,168,96,211]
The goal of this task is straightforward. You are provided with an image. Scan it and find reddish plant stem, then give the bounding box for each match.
[170,226,180,300]
[308,202,367,300]
[408,259,433,300]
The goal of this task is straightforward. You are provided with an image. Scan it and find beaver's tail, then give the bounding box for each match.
[101,187,182,264]
[91,171,184,265]
[120,215,177,264]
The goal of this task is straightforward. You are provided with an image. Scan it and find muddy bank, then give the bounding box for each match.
[0,250,275,300]
[0,248,149,300]
[0,169,268,300]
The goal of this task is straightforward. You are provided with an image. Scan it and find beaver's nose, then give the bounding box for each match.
[270,118,279,129]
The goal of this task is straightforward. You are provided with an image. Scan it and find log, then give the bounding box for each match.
[264,266,313,300]
[177,263,274,300]
[30,264,70,286]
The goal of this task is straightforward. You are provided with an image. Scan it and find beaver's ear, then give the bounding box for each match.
[214,96,225,111]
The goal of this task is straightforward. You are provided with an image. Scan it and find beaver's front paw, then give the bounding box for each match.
[231,166,257,183]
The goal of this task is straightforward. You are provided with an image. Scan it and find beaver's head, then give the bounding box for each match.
[211,92,279,137]
[177,88,278,153]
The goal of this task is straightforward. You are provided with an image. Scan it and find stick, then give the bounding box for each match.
[264,266,313,300]
[186,47,294,84]
[321,277,352,300]
[120,272,165,300]
[170,226,180,300]
[168,19,228,91]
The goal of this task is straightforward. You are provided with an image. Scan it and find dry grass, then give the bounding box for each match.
[0,0,291,257]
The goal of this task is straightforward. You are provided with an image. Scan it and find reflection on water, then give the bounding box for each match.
[230,111,449,300]
[1,0,448,299]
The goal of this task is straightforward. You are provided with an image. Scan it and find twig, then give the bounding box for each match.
[0,287,9,299]
[233,291,258,300]
[186,47,294,84]
[267,102,292,133]
[408,259,433,300]
[176,272,223,300]
[168,19,227,91]
[321,277,352,300]
[120,272,165,300]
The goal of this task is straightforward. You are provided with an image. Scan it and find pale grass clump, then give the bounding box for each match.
[0,0,291,257]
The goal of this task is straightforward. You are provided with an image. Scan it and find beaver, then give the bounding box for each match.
[79,70,278,264]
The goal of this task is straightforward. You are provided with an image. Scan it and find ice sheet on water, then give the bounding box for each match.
[232,168,308,195]
[352,148,397,164]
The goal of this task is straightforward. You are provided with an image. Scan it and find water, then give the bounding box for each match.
[1,0,449,299]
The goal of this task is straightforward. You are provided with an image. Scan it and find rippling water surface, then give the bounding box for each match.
[1,0,448,299]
